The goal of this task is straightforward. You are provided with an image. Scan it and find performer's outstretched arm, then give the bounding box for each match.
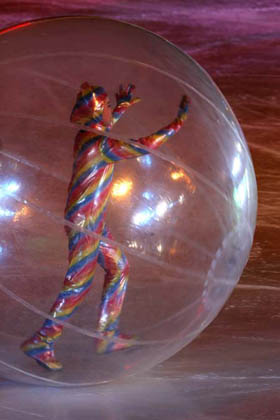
[109,84,141,128]
[101,95,189,161]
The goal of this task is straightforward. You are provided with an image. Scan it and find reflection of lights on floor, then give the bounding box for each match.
[0,245,3,255]
[112,179,133,198]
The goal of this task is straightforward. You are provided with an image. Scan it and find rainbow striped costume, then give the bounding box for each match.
[21,83,189,370]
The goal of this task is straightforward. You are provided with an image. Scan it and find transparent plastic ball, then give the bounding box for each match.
[0,17,257,386]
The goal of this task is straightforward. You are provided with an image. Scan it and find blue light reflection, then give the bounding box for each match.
[0,180,20,199]
[142,191,154,200]
[137,155,152,167]
[0,207,15,217]
[132,208,154,226]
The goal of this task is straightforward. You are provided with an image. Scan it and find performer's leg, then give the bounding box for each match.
[96,225,135,354]
[21,228,100,370]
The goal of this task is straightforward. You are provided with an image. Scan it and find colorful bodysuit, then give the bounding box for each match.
[21,83,189,370]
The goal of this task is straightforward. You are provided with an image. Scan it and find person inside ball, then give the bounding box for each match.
[21,82,190,371]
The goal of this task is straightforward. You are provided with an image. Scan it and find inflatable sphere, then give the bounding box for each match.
[0,17,257,386]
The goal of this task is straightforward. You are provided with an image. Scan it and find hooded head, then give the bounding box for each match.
[70,82,109,131]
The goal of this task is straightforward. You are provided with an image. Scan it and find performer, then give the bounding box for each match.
[21,82,189,371]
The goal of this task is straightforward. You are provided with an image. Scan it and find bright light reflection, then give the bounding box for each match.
[171,169,185,180]
[142,191,154,200]
[178,194,185,204]
[232,155,242,176]
[0,207,15,217]
[6,181,19,193]
[128,241,138,249]
[234,170,248,209]
[0,180,20,198]
[133,198,178,226]
[13,206,29,222]
[236,142,242,153]
[170,169,196,193]
[112,179,133,198]
[133,209,153,226]
[137,155,152,167]
[157,243,163,254]
[155,201,168,217]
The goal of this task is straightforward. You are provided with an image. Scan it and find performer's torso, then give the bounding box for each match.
[65,130,114,231]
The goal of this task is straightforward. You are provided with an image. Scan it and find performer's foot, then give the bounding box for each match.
[21,334,63,371]
[96,331,138,354]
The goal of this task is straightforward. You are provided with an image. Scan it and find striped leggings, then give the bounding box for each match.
[37,223,129,344]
